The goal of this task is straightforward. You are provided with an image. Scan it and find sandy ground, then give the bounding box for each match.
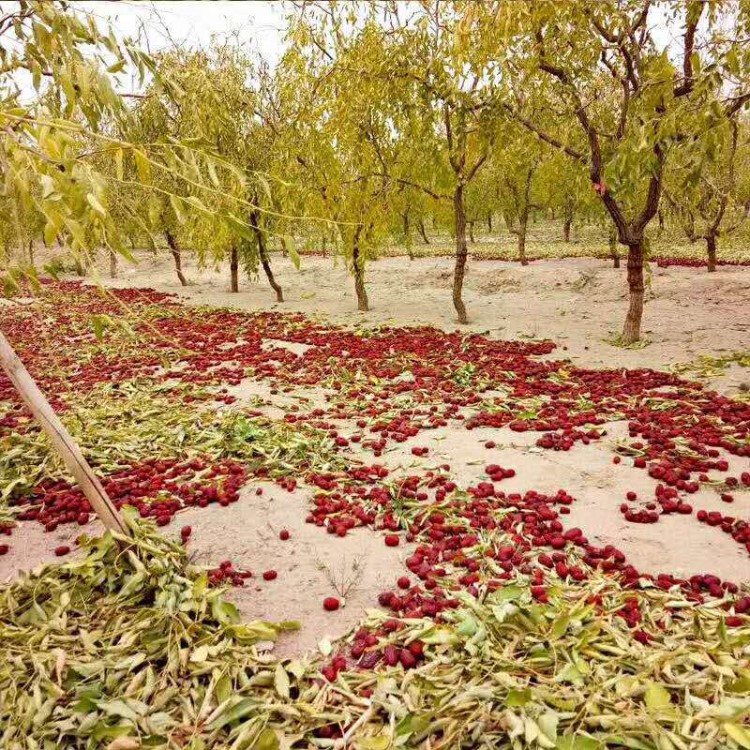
[2,252,749,656]
[102,252,750,387]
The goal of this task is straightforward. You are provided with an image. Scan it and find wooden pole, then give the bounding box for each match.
[0,330,129,535]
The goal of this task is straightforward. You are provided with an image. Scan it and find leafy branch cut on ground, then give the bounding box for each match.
[0,379,343,507]
[1,516,750,750]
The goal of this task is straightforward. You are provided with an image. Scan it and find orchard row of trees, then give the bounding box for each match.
[1,1,749,343]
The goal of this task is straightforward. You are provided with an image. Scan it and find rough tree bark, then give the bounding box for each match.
[468,221,476,244]
[109,250,117,279]
[351,226,369,312]
[250,209,283,302]
[512,167,535,266]
[417,218,430,244]
[487,212,493,232]
[622,240,645,344]
[452,184,469,324]
[517,214,529,266]
[563,206,573,242]
[706,233,718,273]
[609,227,620,268]
[403,211,415,260]
[229,245,239,293]
[164,230,188,286]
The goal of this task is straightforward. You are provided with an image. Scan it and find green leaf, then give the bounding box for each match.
[395,713,431,738]
[211,598,240,625]
[727,677,750,694]
[91,314,112,341]
[506,689,532,707]
[192,571,208,598]
[492,585,525,602]
[96,699,140,722]
[254,729,280,750]
[207,697,255,731]
[44,220,59,247]
[556,736,601,750]
[284,235,300,270]
[550,613,571,640]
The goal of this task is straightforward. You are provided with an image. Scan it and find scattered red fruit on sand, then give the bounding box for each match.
[262,570,278,581]
[279,529,290,540]
[323,597,340,611]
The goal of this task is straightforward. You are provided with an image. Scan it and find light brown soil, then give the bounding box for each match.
[2,252,748,655]
[102,253,750,387]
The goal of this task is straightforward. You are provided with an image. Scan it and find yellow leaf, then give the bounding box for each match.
[106,739,140,750]
[87,192,107,217]
[644,682,671,711]
[134,150,151,184]
[274,663,290,699]
[356,736,391,750]
[725,723,750,749]
[115,147,124,181]
[190,645,209,663]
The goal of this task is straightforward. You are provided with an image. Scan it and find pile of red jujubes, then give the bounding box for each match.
[15,457,246,530]
[3,280,750,667]
[656,257,750,268]
[206,559,253,587]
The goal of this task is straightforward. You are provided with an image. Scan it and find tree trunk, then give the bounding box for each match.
[609,228,620,268]
[250,210,283,301]
[352,229,369,311]
[109,249,117,279]
[229,245,239,293]
[164,230,188,286]
[621,240,645,344]
[417,218,430,244]
[280,236,289,258]
[452,184,469,324]
[518,213,529,266]
[706,233,717,273]
[27,240,34,265]
[259,245,283,301]
[487,212,493,232]
[469,221,476,244]
[563,216,572,242]
[403,211,415,260]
